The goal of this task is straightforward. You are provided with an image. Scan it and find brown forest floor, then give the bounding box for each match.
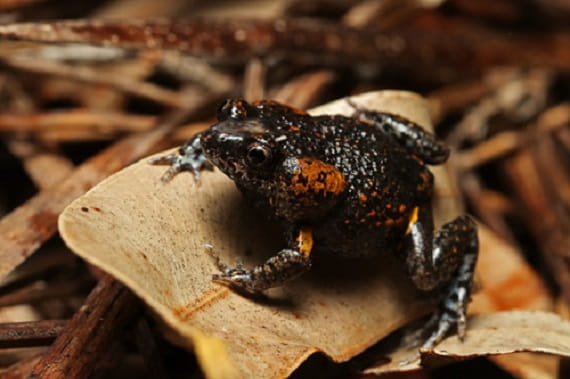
[0,1,568,378]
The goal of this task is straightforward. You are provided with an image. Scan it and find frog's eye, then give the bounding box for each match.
[246,143,273,168]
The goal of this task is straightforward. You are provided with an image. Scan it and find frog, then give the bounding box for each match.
[150,98,478,349]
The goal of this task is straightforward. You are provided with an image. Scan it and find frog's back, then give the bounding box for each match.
[275,113,434,257]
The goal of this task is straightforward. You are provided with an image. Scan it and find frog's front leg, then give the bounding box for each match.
[403,204,478,348]
[149,134,213,182]
[211,226,313,293]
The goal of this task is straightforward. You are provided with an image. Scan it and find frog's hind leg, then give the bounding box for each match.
[210,226,313,293]
[403,204,478,349]
[348,101,449,165]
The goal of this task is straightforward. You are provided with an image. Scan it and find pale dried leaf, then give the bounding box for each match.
[59,91,439,378]
[363,311,570,375]
[473,227,556,379]
[425,311,570,362]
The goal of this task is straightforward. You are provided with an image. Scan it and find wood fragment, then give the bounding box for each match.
[243,58,266,101]
[0,353,42,379]
[134,318,170,379]
[461,173,517,244]
[270,70,335,109]
[6,139,74,191]
[0,320,67,348]
[0,110,191,282]
[503,150,570,303]
[428,79,490,123]
[158,52,236,93]
[0,247,75,288]
[29,276,141,378]
[0,55,189,108]
[454,104,569,170]
[0,19,569,75]
[0,278,91,307]
[0,110,156,134]
[447,68,552,146]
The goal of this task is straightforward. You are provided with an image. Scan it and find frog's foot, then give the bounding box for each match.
[210,249,312,293]
[148,135,212,182]
[421,270,472,349]
[212,265,257,293]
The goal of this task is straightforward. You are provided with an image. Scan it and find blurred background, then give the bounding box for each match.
[0,0,568,378]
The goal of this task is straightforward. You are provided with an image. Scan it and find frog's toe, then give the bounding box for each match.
[422,285,470,349]
[421,311,456,349]
[148,153,178,166]
[212,267,255,292]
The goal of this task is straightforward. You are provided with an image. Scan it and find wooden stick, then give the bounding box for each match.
[0,109,191,282]
[0,320,67,348]
[29,276,141,378]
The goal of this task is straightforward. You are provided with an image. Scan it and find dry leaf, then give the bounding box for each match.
[473,227,557,379]
[362,309,570,375]
[59,91,441,378]
[470,227,552,314]
[424,311,570,363]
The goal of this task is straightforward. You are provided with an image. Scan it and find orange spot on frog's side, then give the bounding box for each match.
[296,226,313,257]
[290,158,347,197]
[405,206,420,234]
[399,204,407,213]
[288,125,301,132]
[359,194,368,203]
[385,204,392,209]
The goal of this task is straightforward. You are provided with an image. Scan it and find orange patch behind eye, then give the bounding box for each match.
[291,158,347,197]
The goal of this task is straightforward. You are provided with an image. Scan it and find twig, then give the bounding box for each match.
[29,276,141,378]
[243,58,266,101]
[270,70,335,109]
[0,109,192,282]
[6,139,75,191]
[454,103,570,170]
[0,55,189,108]
[158,52,236,93]
[0,110,156,133]
[503,150,570,303]
[0,353,42,379]
[0,19,569,75]
[0,320,67,348]
[0,278,92,307]
[428,79,490,123]
[447,68,552,146]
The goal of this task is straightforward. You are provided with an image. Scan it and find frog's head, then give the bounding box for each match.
[201,99,282,195]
